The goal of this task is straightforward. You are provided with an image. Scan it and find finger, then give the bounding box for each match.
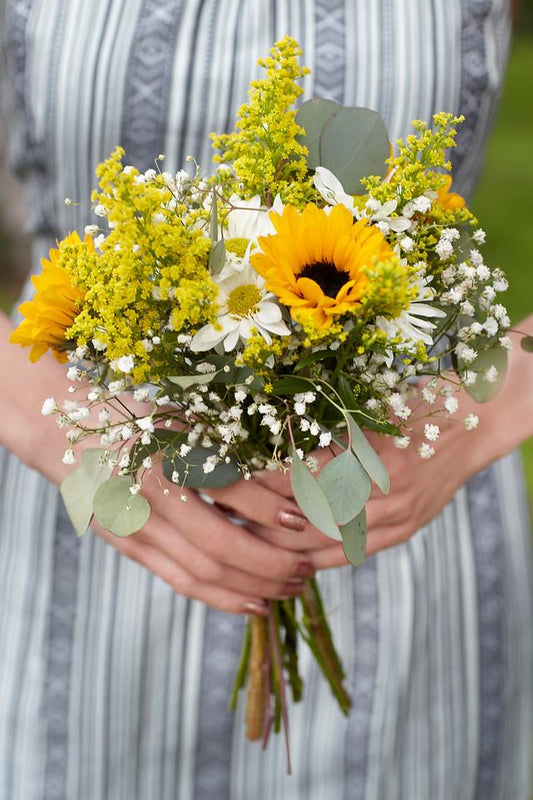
[133,516,306,600]
[207,478,310,536]
[245,519,344,552]
[143,482,317,583]
[95,524,269,615]
[303,543,348,570]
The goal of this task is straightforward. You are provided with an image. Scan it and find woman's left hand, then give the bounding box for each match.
[244,317,533,568]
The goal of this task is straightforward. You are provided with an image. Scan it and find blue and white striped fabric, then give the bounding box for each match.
[1,1,531,798]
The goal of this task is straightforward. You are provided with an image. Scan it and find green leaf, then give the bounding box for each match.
[340,508,367,567]
[520,335,533,354]
[129,429,188,472]
[347,416,390,494]
[93,475,151,537]
[209,187,219,241]
[162,446,241,489]
[60,448,113,537]
[317,451,371,525]
[295,98,342,168]
[167,372,217,389]
[462,346,508,403]
[208,239,226,277]
[290,452,341,541]
[320,107,390,194]
[294,349,332,370]
[271,376,314,395]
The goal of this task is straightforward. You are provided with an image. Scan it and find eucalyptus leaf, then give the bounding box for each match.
[347,416,390,495]
[340,508,367,567]
[295,98,342,168]
[317,450,371,525]
[208,239,226,277]
[209,187,219,242]
[167,372,217,389]
[271,376,314,395]
[290,452,341,541]
[320,107,390,194]
[60,448,112,537]
[93,475,151,537]
[129,429,188,471]
[520,335,533,354]
[462,346,508,403]
[162,446,241,489]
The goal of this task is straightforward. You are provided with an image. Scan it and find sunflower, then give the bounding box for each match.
[436,174,465,211]
[251,203,396,330]
[10,232,88,362]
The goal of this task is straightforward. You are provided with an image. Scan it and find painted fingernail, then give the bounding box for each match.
[293,562,315,579]
[243,601,268,617]
[278,510,306,531]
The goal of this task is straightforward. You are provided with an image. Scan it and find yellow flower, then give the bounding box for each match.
[251,203,396,330]
[437,174,465,211]
[10,232,88,362]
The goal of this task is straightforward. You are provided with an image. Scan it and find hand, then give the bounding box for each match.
[92,466,322,616]
[247,320,533,568]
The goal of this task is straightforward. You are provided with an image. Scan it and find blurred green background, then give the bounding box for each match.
[0,13,531,507]
[471,20,533,508]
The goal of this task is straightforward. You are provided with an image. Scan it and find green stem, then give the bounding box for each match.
[229,618,252,711]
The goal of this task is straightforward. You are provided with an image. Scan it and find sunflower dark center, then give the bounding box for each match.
[299,262,350,299]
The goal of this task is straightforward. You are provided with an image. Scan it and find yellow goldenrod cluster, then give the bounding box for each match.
[211,37,315,206]
[65,148,218,382]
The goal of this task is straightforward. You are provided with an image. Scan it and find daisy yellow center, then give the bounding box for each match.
[225,237,250,259]
[227,284,262,317]
[299,262,350,299]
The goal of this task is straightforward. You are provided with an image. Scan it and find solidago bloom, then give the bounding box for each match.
[10,232,88,362]
[252,204,397,330]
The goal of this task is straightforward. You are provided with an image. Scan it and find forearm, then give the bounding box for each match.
[470,314,533,466]
[0,312,86,485]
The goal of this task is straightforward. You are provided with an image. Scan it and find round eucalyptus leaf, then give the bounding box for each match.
[347,416,390,495]
[93,476,151,537]
[60,448,112,537]
[317,450,371,525]
[462,346,508,403]
[295,98,342,168]
[340,508,367,567]
[320,107,390,194]
[162,446,241,489]
[520,335,533,354]
[290,451,341,541]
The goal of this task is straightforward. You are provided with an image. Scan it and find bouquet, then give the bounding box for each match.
[10,38,532,769]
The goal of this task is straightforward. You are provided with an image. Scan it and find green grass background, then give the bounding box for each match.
[471,32,533,508]
[1,28,532,506]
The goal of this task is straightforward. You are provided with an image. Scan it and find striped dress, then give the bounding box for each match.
[1,1,532,798]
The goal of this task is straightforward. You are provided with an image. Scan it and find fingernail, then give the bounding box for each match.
[278,510,306,532]
[281,583,304,597]
[293,562,315,579]
[243,601,268,617]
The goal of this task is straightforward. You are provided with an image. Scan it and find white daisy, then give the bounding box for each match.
[313,167,355,211]
[190,262,290,353]
[226,194,283,242]
[377,275,446,362]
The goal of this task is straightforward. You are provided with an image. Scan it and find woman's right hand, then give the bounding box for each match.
[1,313,317,615]
[91,469,317,615]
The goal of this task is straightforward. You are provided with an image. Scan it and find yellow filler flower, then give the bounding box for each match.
[10,232,88,362]
[252,203,396,330]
